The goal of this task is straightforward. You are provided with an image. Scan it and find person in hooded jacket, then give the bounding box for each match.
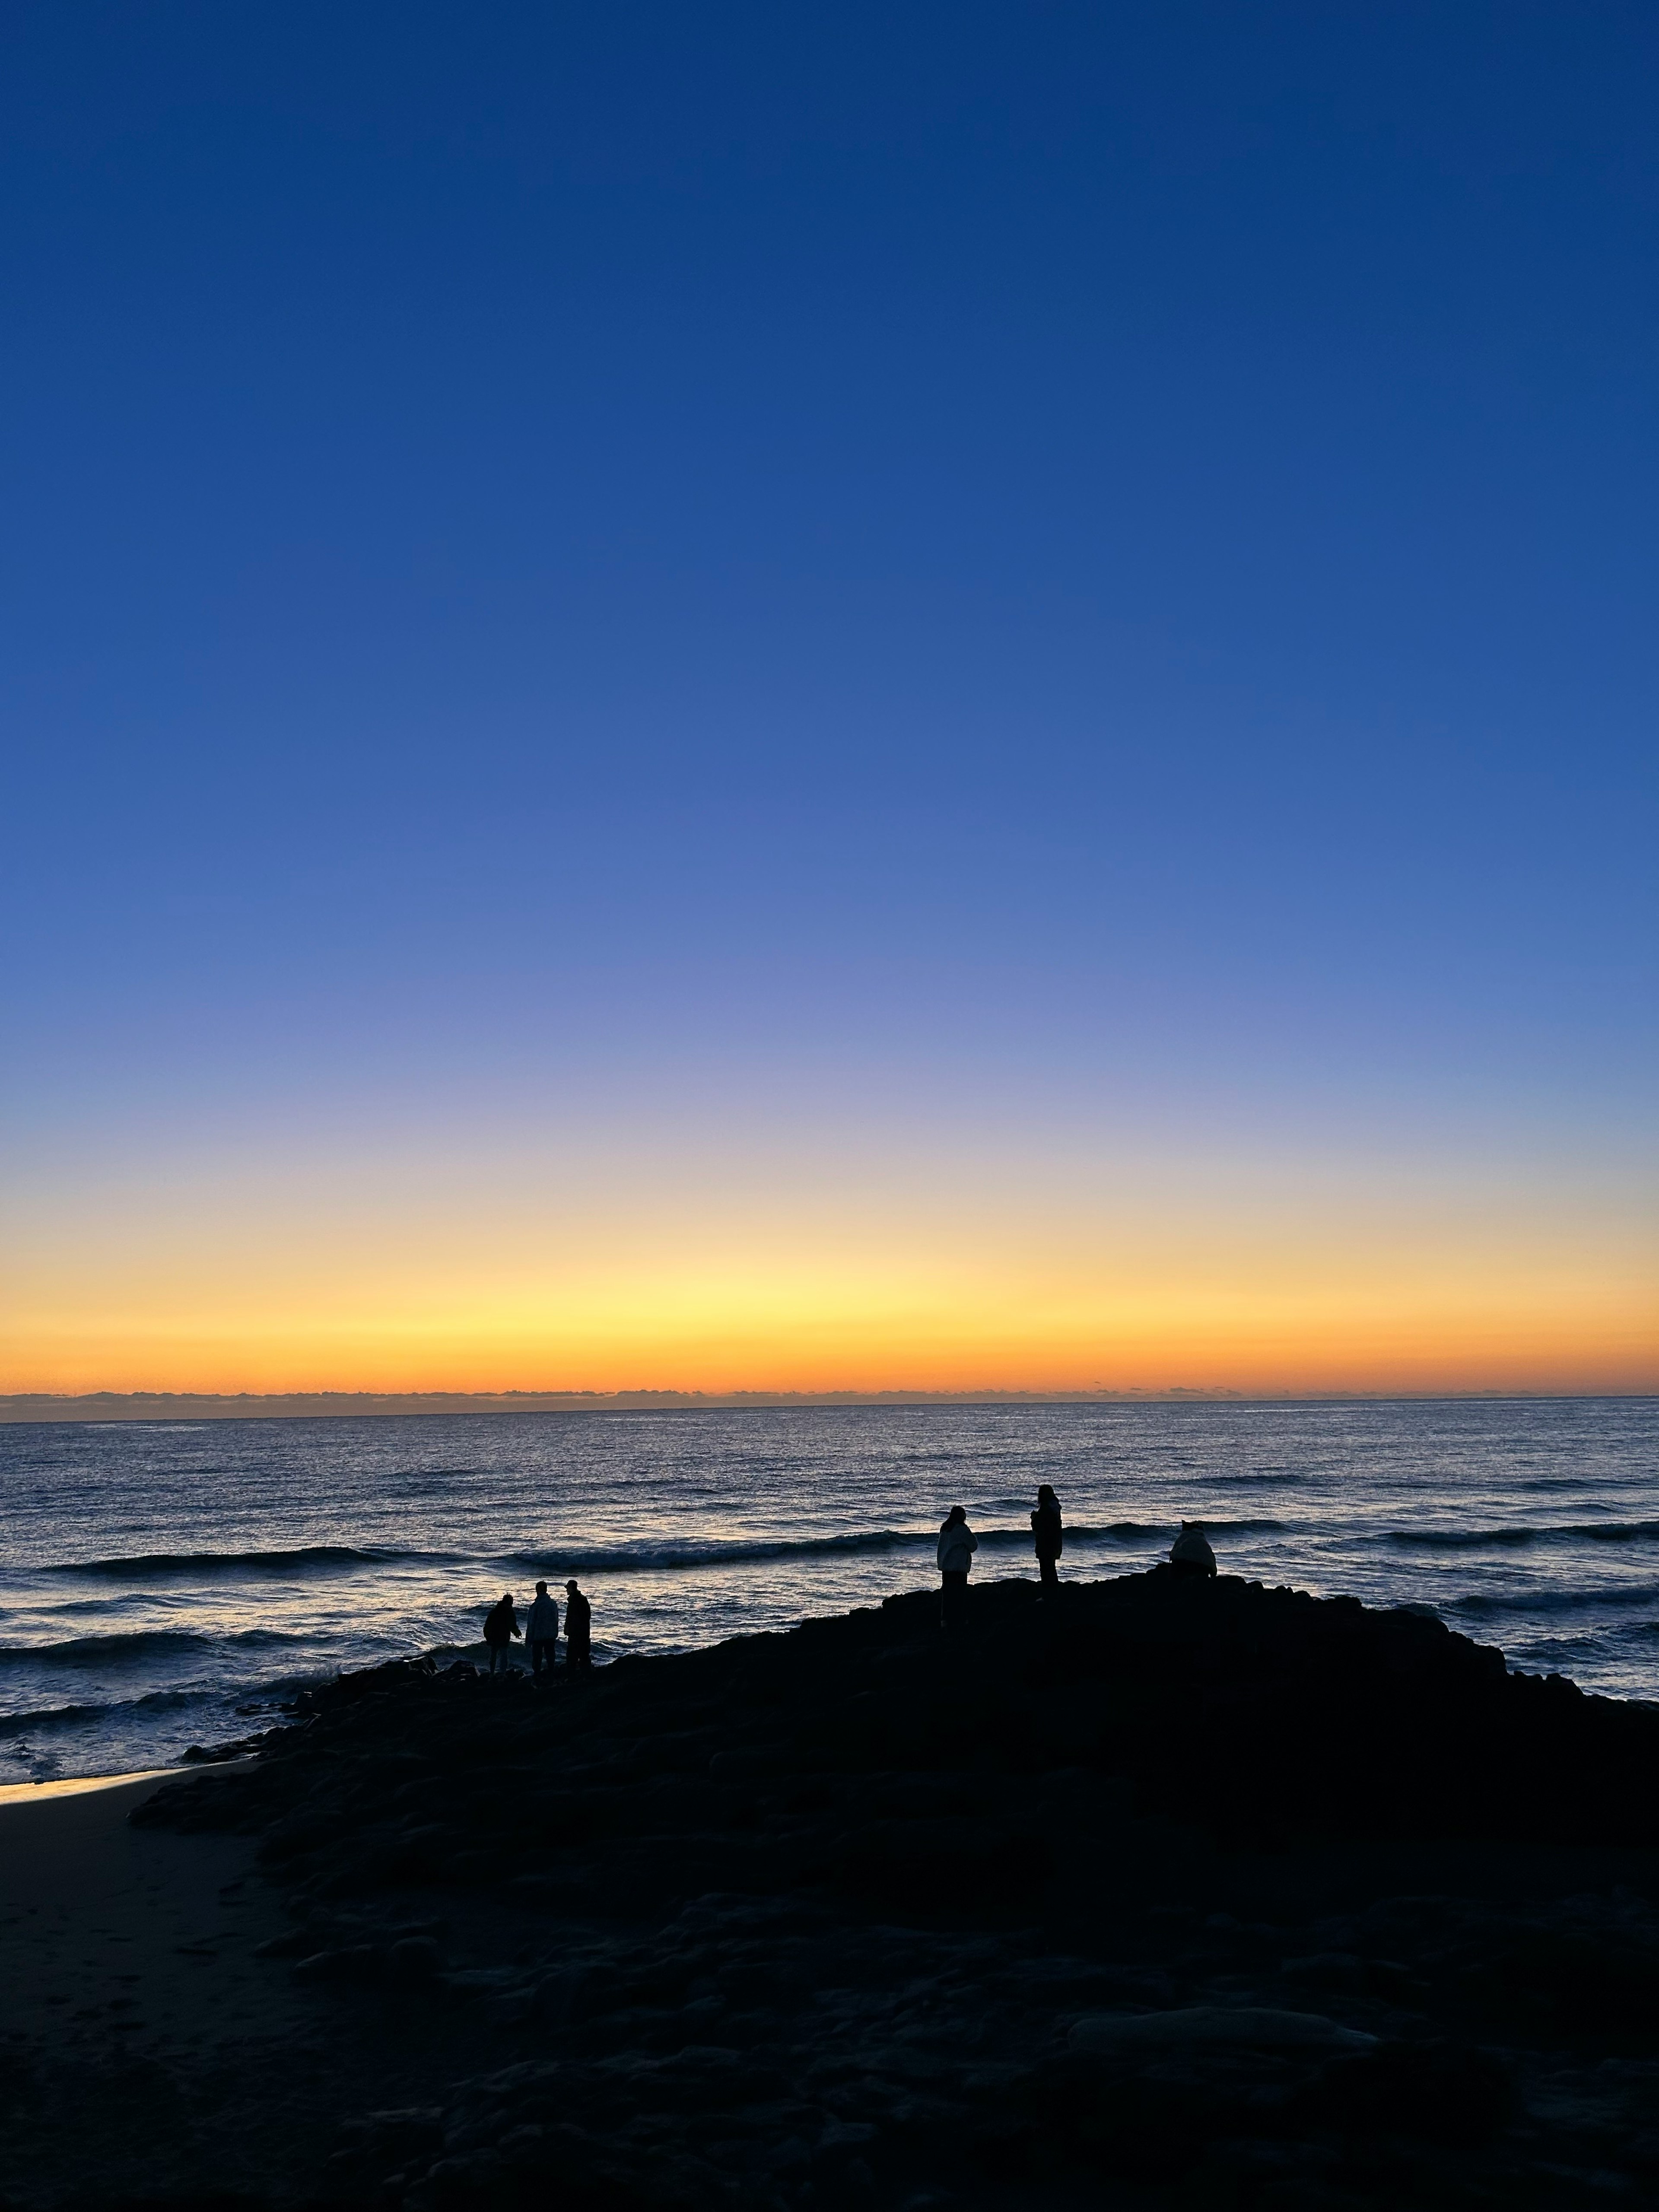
[564,1579,593,1671]
[1032,1484,1063,1595]
[483,1592,521,1674]
[526,1579,560,1676]
[1169,1522,1217,1580]
[936,1505,977,1630]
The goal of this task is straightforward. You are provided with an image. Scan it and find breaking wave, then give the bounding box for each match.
[1397,1522,1659,1551]
[0,1688,219,1738]
[494,1519,1286,1575]
[1449,1584,1659,1619]
[0,1629,308,1670]
[48,1545,441,1580]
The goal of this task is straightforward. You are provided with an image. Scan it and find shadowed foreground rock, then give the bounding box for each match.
[89,1571,1659,2205]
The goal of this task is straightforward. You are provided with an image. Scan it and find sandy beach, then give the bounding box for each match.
[0,1769,328,2205]
[6,1570,1659,2209]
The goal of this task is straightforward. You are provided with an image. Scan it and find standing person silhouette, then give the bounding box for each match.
[1032,1484,1063,1596]
[936,1505,977,1631]
[564,1578,593,1672]
[526,1579,560,1677]
[483,1592,521,1675]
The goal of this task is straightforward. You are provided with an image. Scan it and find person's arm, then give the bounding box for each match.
[511,1608,522,1639]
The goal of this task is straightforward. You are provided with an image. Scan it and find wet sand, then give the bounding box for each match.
[6,1570,1659,2209]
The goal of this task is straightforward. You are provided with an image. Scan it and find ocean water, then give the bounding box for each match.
[2,1397,1656,1783]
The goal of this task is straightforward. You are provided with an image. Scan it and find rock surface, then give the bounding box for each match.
[22,1568,1659,2206]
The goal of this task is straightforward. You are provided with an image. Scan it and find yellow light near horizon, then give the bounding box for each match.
[4,1128,1654,1398]
[5,1246,1654,1398]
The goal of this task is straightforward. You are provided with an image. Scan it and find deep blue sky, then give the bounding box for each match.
[3,3,1655,1391]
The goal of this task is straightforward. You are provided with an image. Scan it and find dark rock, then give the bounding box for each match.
[106,1570,1659,2209]
[1292,2039,1515,2143]
[292,1943,380,1984]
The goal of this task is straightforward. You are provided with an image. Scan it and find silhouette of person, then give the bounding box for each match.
[483,1592,522,1673]
[936,1505,977,1630]
[564,1579,593,1672]
[1169,1522,1217,1580]
[1032,1484,1063,1595]
[526,1579,561,1676]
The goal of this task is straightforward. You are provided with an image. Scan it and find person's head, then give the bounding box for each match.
[947,1504,966,1524]
[535,1580,548,1596]
[565,1579,580,1595]
[502,1592,515,1606]
[1037,1484,1056,1505]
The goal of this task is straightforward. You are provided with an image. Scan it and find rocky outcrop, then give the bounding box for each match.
[129,1569,1659,2208]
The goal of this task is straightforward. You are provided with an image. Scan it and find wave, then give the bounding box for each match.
[47,1544,443,1580]
[975,1518,1286,1545]
[498,1529,922,1574]
[1394,1522,1659,1551]
[42,1519,1297,1588]
[1397,1528,1543,1550]
[1449,1584,1659,1619]
[0,1687,218,1739]
[0,1629,309,1669]
[493,1519,1288,1575]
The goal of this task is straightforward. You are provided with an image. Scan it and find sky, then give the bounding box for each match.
[2,1,1655,1398]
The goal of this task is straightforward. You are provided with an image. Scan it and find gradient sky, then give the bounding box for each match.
[3,2,1655,1397]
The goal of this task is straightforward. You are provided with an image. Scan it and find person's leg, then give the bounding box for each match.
[941,1570,966,1629]
[1039,1556,1058,1592]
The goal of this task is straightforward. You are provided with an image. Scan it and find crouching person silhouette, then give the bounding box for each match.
[1169,1522,1217,1580]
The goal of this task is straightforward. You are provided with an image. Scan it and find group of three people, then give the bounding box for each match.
[482,1576,592,1676]
[937,1489,1216,1627]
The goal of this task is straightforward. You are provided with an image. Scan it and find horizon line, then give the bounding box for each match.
[3,1385,1655,1426]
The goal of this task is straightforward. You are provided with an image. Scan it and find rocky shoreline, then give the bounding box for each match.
[18,1568,1659,2208]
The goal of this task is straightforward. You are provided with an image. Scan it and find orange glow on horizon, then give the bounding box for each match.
[5,1131,1653,1401]
[6,1257,1654,1400]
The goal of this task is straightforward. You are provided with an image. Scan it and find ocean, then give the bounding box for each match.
[2,1397,1656,1783]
